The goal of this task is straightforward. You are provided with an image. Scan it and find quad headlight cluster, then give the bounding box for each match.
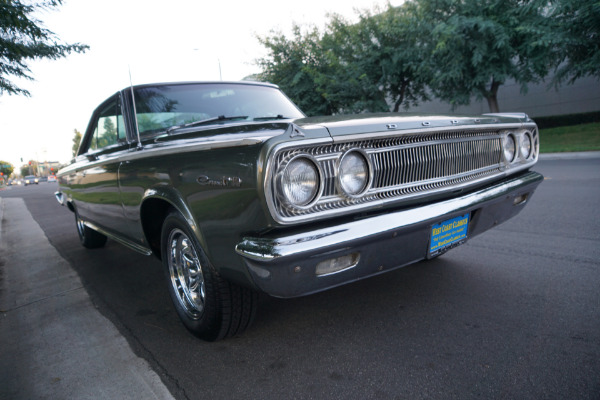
[277,149,373,209]
[502,130,536,164]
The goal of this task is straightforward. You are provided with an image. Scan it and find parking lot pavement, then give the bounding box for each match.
[0,198,174,400]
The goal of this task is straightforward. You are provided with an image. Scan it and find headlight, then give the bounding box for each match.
[338,150,371,197]
[503,134,516,162]
[520,132,532,159]
[280,155,321,207]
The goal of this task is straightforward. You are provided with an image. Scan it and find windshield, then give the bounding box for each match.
[132,83,305,136]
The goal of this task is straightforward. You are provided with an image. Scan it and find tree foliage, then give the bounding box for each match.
[256,4,431,115]
[416,0,559,112]
[322,6,430,113]
[20,165,28,176]
[97,117,117,148]
[256,25,336,116]
[255,0,589,114]
[72,129,81,157]
[0,0,89,96]
[550,0,600,85]
[0,160,14,177]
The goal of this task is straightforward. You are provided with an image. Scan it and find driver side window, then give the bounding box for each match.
[89,96,126,151]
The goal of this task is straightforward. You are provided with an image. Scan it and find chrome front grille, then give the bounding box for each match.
[267,125,538,224]
[370,137,502,189]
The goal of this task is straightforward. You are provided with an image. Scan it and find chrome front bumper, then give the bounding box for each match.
[236,171,543,298]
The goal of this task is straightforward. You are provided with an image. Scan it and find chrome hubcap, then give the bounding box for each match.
[76,216,85,238]
[167,229,205,319]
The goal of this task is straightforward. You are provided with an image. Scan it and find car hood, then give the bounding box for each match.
[293,112,534,140]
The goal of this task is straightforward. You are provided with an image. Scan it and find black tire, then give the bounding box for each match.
[160,211,257,341]
[75,212,107,248]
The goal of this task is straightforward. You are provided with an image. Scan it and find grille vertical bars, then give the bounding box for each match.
[370,138,501,189]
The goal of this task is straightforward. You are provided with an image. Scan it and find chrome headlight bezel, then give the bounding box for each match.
[502,133,516,163]
[275,153,323,209]
[519,131,533,160]
[336,149,373,199]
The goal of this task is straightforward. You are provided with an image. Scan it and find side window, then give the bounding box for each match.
[89,96,126,151]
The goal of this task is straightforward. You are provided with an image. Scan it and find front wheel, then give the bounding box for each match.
[161,211,257,341]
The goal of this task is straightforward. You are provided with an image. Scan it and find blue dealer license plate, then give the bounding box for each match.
[429,214,470,257]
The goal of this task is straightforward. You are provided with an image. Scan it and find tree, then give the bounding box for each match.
[551,0,600,85]
[0,0,89,96]
[98,117,117,148]
[310,14,390,114]
[323,5,430,112]
[412,0,558,112]
[72,129,82,157]
[0,160,14,177]
[256,25,336,116]
[256,4,431,115]
[256,0,563,114]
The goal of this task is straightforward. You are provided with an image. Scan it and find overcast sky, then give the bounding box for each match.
[0,0,401,172]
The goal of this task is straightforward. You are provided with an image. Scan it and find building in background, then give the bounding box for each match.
[36,161,62,177]
[411,76,600,118]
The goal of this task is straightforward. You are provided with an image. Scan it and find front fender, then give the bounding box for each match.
[141,185,209,258]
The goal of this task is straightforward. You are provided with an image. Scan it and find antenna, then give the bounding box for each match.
[129,67,143,149]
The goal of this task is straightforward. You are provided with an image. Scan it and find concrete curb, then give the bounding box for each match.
[539,151,600,160]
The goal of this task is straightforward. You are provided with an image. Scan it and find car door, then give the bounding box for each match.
[71,93,132,236]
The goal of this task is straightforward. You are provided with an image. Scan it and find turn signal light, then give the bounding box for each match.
[315,252,360,276]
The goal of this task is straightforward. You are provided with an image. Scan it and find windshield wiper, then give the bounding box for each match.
[166,115,248,134]
[253,115,293,121]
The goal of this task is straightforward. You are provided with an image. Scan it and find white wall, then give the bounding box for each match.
[408,76,600,117]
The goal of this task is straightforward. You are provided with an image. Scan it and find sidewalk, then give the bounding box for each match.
[0,198,174,400]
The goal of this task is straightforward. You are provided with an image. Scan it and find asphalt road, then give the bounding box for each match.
[1,155,599,400]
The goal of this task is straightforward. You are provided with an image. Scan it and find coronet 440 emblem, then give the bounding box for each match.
[197,175,242,187]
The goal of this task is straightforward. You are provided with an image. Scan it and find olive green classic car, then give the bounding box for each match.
[56,81,543,341]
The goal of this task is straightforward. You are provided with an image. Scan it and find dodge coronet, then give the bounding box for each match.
[56,81,543,341]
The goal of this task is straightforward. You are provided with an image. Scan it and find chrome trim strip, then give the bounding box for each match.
[124,134,277,162]
[58,131,283,176]
[83,220,153,256]
[237,171,543,262]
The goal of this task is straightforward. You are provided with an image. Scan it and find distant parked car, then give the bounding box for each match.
[56,81,543,341]
[24,175,38,185]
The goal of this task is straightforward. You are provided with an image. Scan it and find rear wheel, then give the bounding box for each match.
[161,211,257,341]
[75,212,107,248]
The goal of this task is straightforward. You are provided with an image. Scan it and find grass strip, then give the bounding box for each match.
[539,122,600,153]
